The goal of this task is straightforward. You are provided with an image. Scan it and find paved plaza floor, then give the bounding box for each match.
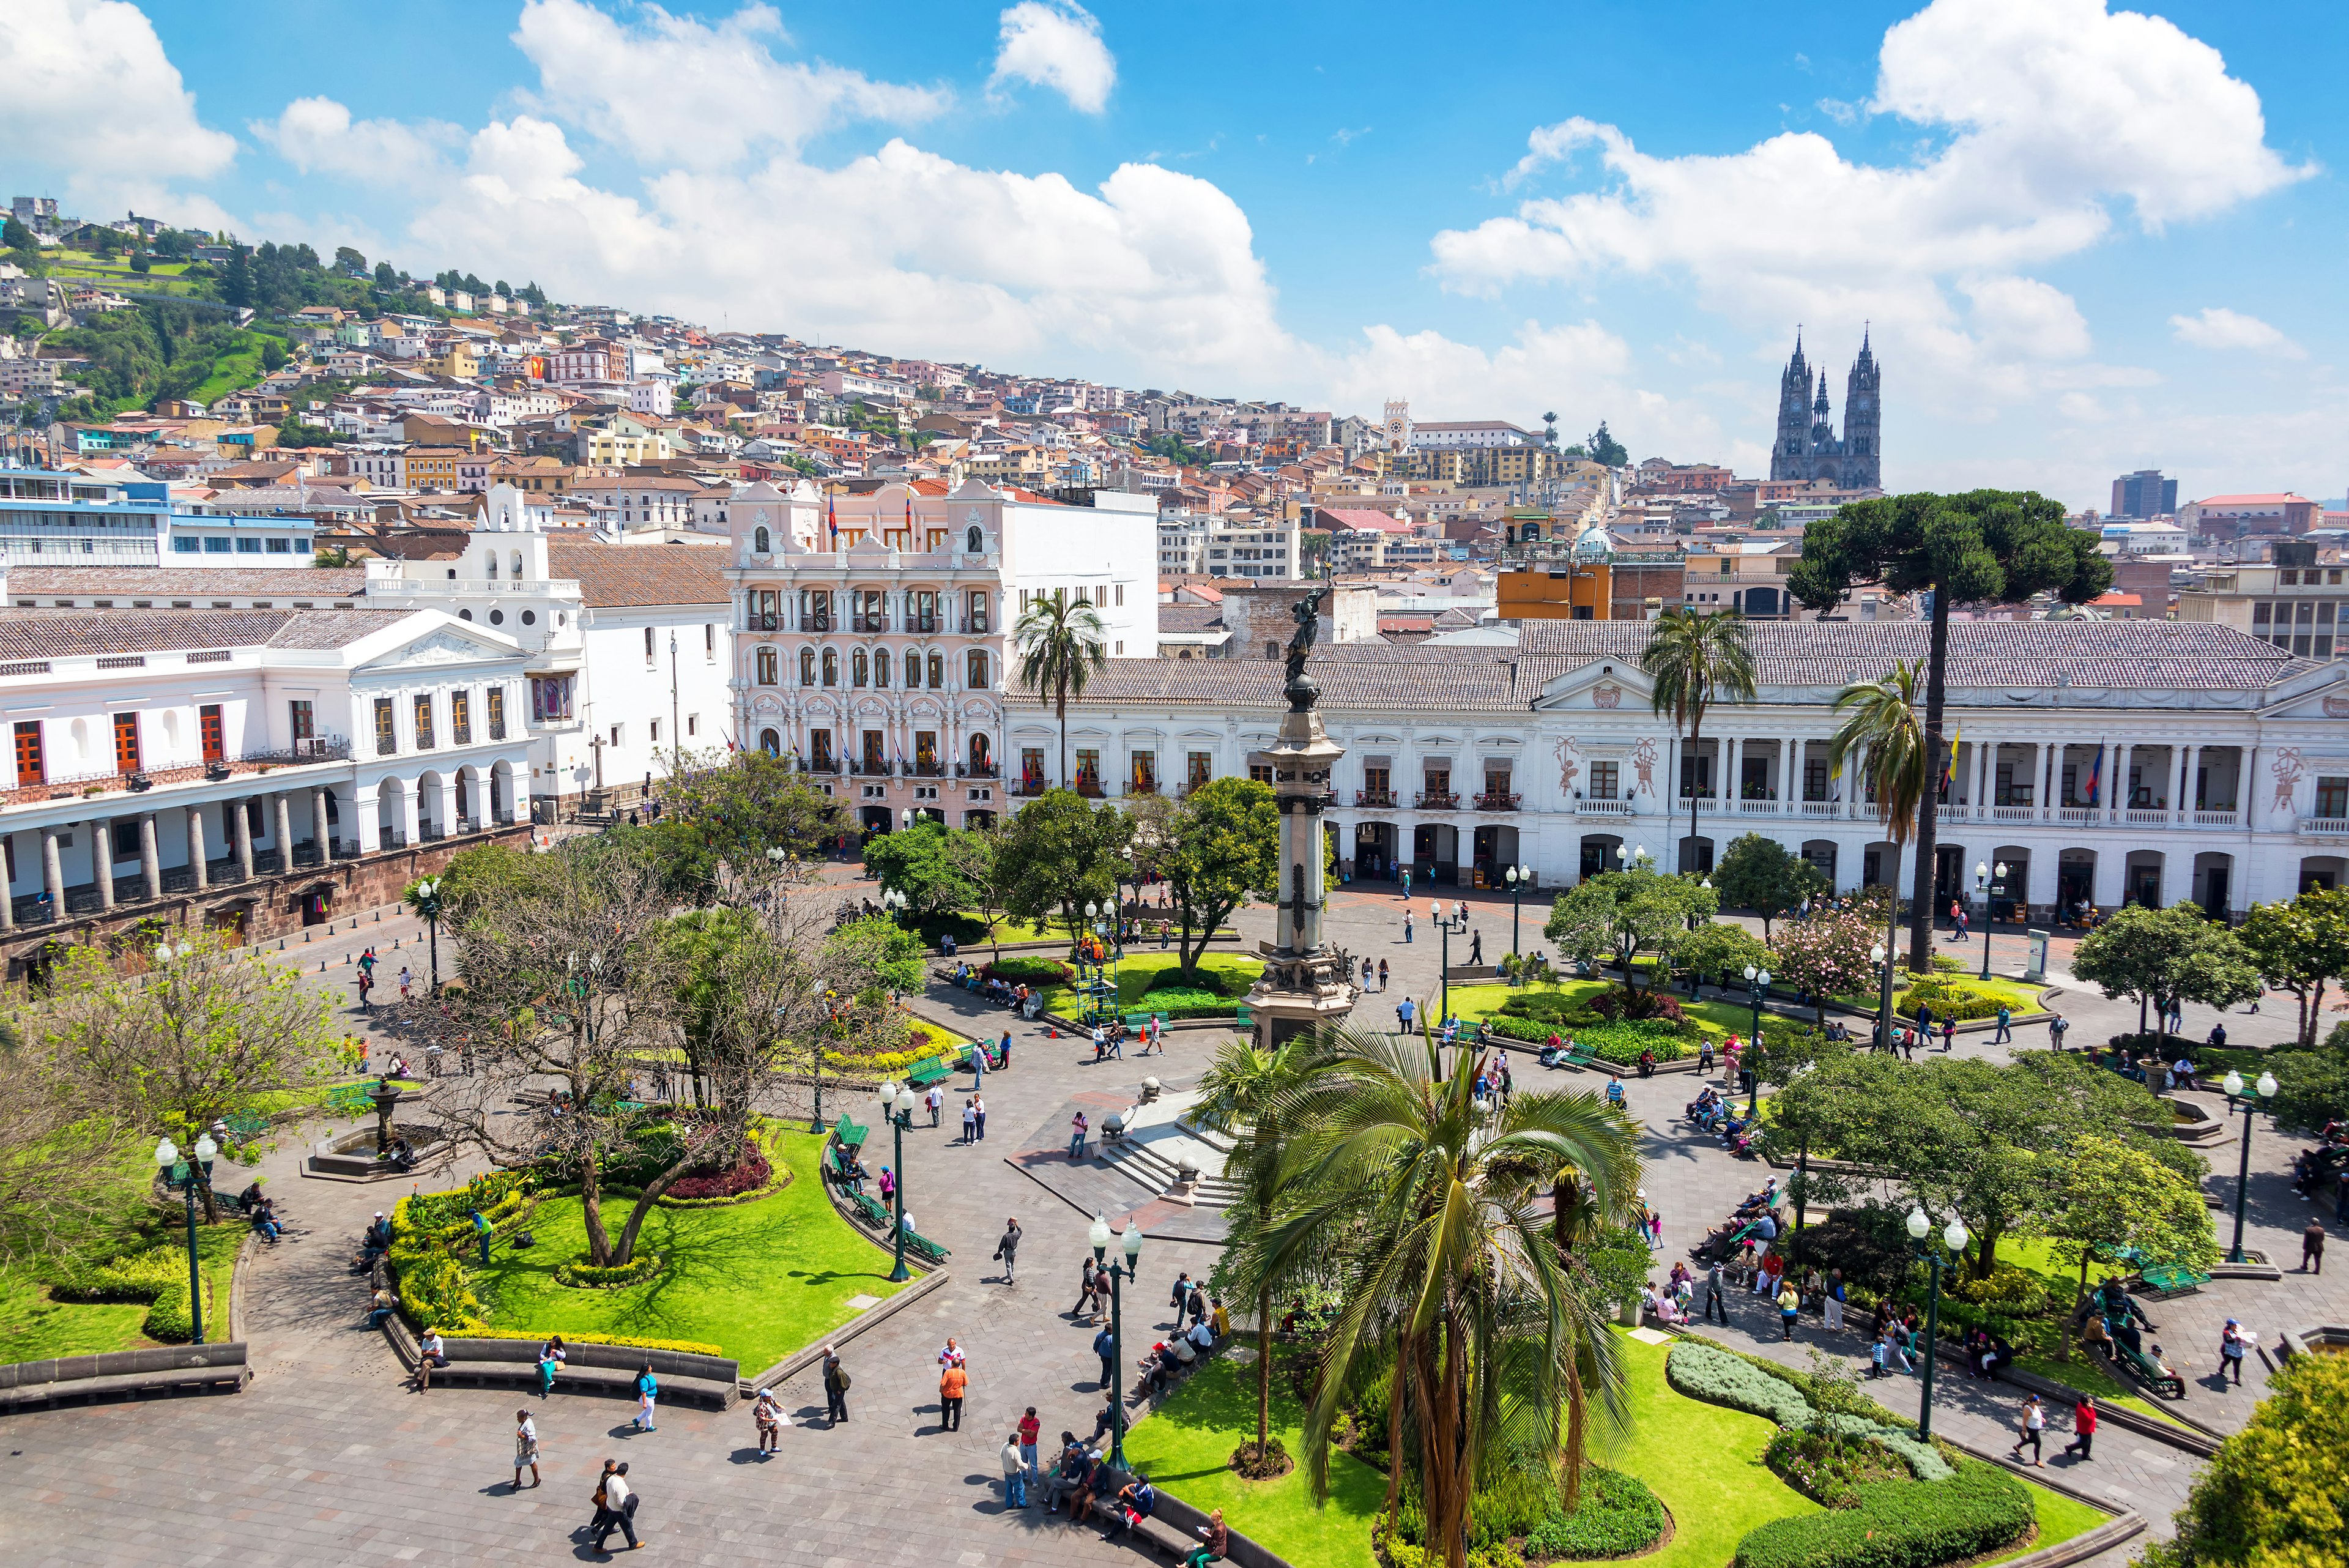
[4,868,2339,1566]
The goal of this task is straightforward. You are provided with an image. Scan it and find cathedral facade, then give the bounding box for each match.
[1769,332,1880,488]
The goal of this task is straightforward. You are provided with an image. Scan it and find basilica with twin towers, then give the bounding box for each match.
[1770,330,1882,489]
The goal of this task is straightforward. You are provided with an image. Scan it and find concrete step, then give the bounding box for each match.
[1099,1137,1243,1208]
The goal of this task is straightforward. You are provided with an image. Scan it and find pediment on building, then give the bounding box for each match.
[357,626,514,673]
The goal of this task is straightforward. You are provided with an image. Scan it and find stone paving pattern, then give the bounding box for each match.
[2,871,2340,1567]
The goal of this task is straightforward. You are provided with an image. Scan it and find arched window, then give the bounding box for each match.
[927,651,944,689]
[873,648,889,688]
[852,648,869,686]
[821,648,839,686]
[755,646,778,685]
[511,551,523,579]
[486,554,499,580]
[759,728,781,756]
[754,526,771,554]
[969,732,992,773]
[904,649,922,688]
[798,647,816,686]
[965,649,988,688]
[966,525,983,554]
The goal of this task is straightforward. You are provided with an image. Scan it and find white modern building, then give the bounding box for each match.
[1,466,317,567]
[1157,513,1304,580]
[1020,619,2349,918]
[725,477,1157,832]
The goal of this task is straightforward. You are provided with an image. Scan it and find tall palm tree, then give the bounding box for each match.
[1250,1025,1642,1568]
[1639,608,1757,877]
[1828,660,1932,1044]
[1014,593,1108,787]
[1190,1033,1302,1470]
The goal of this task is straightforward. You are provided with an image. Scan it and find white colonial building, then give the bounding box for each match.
[724,477,1157,834]
[0,601,532,945]
[1019,619,2349,921]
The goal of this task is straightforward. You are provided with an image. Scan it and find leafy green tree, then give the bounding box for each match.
[1159,776,1280,984]
[1543,866,1718,996]
[332,246,368,276]
[372,260,396,288]
[1677,921,1772,990]
[2139,1351,2349,1568]
[1768,907,1882,1025]
[1640,607,1756,876]
[1013,593,1108,787]
[1,216,34,250]
[995,788,1132,947]
[2238,889,2349,1046]
[2072,904,2262,1044]
[1712,833,1827,938]
[1583,420,1628,467]
[644,746,850,895]
[861,820,979,918]
[1191,1033,1306,1470]
[220,245,253,310]
[259,335,289,373]
[823,913,925,1005]
[1828,660,1932,998]
[2043,1136,2219,1358]
[1249,1027,1642,1555]
[0,1006,147,1260]
[1791,492,2112,968]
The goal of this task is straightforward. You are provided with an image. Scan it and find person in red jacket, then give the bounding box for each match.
[2060,1396,2096,1461]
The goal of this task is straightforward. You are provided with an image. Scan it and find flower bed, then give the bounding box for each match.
[554,1250,667,1290]
[1523,1466,1669,1561]
[1483,1013,1694,1064]
[1764,1427,1912,1509]
[982,955,1073,986]
[665,1139,771,1201]
[1894,976,2019,1022]
[1732,1462,2033,1568]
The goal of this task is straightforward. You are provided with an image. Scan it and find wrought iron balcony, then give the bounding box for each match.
[1474,790,1521,811]
[1356,788,1395,808]
[1416,789,1460,811]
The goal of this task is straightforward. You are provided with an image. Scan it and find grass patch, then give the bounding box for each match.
[1121,1352,1387,1568]
[1980,1482,2109,1566]
[185,343,267,405]
[1445,981,1757,1044]
[1592,1332,1820,1568]
[467,1128,905,1370]
[0,1217,242,1359]
[1041,951,1264,1019]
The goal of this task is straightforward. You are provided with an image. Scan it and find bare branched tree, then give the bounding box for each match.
[0,1025,148,1261]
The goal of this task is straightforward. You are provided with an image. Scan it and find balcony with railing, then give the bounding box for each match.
[1798,799,1841,816]
[1675,792,1720,814]
[2299,814,2349,838]
[1,737,353,812]
[1474,790,1521,811]
[954,760,1001,779]
[1575,798,1631,816]
[1416,789,1460,811]
[910,760,946,778]
[1075,777,1106,798]
[1011,777,1049,797]
[1356,788,1396,808]
[849,760,893,777]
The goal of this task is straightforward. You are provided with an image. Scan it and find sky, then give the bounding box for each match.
[2,0,2343,510]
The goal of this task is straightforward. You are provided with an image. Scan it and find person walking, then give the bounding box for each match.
[1075,1258,1104,1321]
[1401,867,1412,899]
[1018,1405,1042,1490]
[1377,958,1389,992]
[1941,1016,1957,1052]
[1704,1260,1727,1325]
[1404,909,1413,943]
[962,1098,978,1145]
[592,1460,641,1553]
[1992,1005,2011,1044]
[1069,1110,1090,1160]
[1469,929,1483,966]
[1094,1323,1116,1388]
[1824,1269,1846,1332]
[2060,1396,2096,1462]
[632,1361,658,1431]
[2219,1319,2249,1386]
[513,1410,541,1490]
[2009,1394,2047,1466]
[995,1217,1022,1284]
[1777,1279,1800,1340]
[2303,1219,2326,1274]
[998,1029,1012,1070]
[1001,1432,1029,1508]
[938,1354,968,1432]
[973,1093,988,1142]
[822,1346,849,1424]
[2049,1012,2069,1048]
[398,965,413,1001]
[754,1387,785,1453]
[1397,996,1416,1036]
[927,1083,943,1128]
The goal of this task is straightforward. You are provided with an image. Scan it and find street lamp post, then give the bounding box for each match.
[1088,1214,1145,1468]
[1869,941,1895,1052]
[2222,1069,2278,1263]
[1975,861,2005,981]
[1905,1206,1970,1442]
[1432,898,1454,1026]
[1742,963,1772,1115]
[1504,863,1531,960]
[879,1080,914,1282]
[154,1132,218,1345]
[411,875,442,988]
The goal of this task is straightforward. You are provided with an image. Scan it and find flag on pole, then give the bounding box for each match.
[2083,745,2101,806]
[826,489,837,543]
[1943,726,1961,788]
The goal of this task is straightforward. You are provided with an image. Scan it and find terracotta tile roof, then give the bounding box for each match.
[1316,507,1413,533]
[10,567,368,597]
[545,541,731,608]
[1157,605,1225,634]
[0,608,412,658]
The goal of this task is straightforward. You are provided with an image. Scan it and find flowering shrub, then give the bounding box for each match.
[1767,1426,1913,1508]
[1734,1462,2032,1568]
[666,1139,773,1200]
[554,1250,667,1289]
[982,956,1072,986]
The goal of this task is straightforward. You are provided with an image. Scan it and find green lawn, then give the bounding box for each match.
[1040,951,1264,1017]
[468,1128,907,1370]
[0,1217,242,1360]
[186,343,268,404]
[1589,1332,1820,1568]
[1987,1482,2112,1566]
[1121,1352,1387,1568]
[1441,981,1755,1042]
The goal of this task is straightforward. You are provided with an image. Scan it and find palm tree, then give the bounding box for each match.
[1828,660,1932,1045]
[1639,608,1756,878]
[1014,593,1108,788]
[1251,1026,1642,1568]
[1190,1033,1301,1471]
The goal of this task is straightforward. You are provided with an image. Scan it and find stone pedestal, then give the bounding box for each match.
[1243,667,1359,1048]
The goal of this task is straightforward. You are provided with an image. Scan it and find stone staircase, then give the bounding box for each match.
[1094,1091,1245,1208]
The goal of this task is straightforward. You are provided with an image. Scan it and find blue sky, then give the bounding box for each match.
[5,0,2343,508]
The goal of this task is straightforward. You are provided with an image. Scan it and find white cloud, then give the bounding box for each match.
[251,97,462,188]
[1434,0,2309,412]
[2169,306,2303,357]
[513,0,947,167]
[989,1,1116,114]
[0,0,236,196]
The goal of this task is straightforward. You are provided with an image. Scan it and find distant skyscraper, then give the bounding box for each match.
[1768,330,1880,488]
[2110,470,2178,519]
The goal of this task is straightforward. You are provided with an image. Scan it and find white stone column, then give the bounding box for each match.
[355,789,382,853]
[2177,746,2196,823]
[94,817,114,910]
[42,825,64,916]
[273,794,294,872]
[312,787,332,859]
[186,804,209,890]
[232,797,254,880]
[0,836,14,931]
[138,812,161,902]
[401,781,423,846]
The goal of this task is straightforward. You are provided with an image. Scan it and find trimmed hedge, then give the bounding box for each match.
[1894,977,2014,1022]
[1665,1343,1949,1482]
[461,1328,725,1356]
[1523,1466,1668,1560]
[982,956,1073,986]
[554,1250,667,1290]
[1732,1461,2033,1568]
[1485,1014,1693,1064]
[665,1139,770,1201]
[52,1244,212,1343]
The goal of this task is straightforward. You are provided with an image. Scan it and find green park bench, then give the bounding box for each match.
[1555,1042,1598,1070]
[831,1115,869,1155]
[1235,1004,1253,1029]
[905,1056,954,1089]
[222,1110,272,1142]
[2137,1263,2211,1299]
[824,1144,859,1186]
[1123,1012,1149,1033]
[847,1189,891,1228]
[903,1227,951,1266]
[2113,1339,2186,1399]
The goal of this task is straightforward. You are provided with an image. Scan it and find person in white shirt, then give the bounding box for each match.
[513,1410,540,1490]
[1186,1318,1215,1352]
[417,1328,448,1391]
[593,1461,640,1551]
